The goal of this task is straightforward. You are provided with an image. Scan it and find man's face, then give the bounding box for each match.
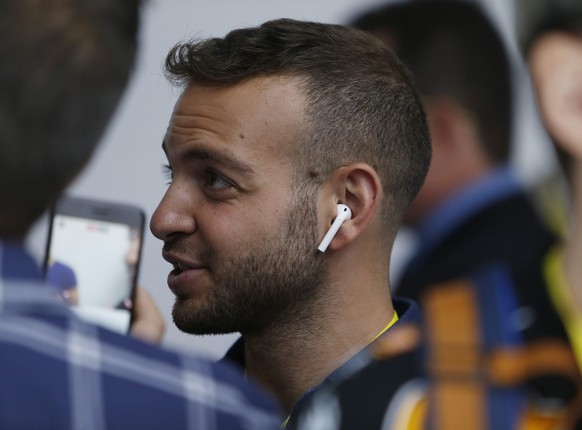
[150,76,326,336]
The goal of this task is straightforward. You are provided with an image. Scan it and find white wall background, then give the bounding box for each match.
[26,0,557,359]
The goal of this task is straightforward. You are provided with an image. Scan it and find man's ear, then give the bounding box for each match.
[425,97,481,159]
[317,163,381,252]
[421,98,491,192]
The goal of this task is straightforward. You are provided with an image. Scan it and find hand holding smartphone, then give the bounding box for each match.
[44,195,145,334]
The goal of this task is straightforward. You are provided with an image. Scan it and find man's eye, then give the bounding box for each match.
[206,171,234,190]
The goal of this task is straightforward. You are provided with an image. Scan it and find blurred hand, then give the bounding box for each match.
[130,287,166,345]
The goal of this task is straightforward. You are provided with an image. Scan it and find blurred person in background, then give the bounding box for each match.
[351,0,569,349]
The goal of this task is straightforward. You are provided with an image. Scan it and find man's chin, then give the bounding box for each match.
[171,301,238,336]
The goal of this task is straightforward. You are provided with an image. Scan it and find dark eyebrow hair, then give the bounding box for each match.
[161,140,254,175]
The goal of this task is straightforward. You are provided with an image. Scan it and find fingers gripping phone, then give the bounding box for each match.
[43,195,145,334]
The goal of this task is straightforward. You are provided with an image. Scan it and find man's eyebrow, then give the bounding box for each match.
[161,140,254,174]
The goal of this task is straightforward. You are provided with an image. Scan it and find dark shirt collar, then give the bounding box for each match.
[221,297,421,374]
[221,297,421,427]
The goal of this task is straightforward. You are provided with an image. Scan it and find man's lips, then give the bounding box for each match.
[162,251,208,294]
[162,251,205,271]
[172,260,203,273]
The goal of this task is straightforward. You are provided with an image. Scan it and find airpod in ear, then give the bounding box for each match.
[317,204,352,252]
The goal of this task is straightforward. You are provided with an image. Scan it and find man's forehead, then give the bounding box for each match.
[161,75,307,177]
[167,76,306,151]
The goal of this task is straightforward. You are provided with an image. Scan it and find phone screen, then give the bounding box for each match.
[44,197,144,334]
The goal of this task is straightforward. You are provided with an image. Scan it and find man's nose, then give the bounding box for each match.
[150,186,197,241]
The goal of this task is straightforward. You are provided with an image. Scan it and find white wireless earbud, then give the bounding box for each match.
[317,204,352,252]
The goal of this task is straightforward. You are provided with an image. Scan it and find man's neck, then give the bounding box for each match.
[242,290,395,413]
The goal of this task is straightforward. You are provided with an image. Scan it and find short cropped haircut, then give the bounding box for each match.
[0,0,141,238]
[352,1,512,164]
[165,18,431,234]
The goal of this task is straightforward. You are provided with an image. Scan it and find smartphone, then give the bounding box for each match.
[44,195,145,334]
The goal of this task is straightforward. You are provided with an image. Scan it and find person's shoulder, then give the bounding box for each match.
[92,325,283,427]
[0,290,282,430]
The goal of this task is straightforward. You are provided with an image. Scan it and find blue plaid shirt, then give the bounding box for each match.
[0,241,282,430]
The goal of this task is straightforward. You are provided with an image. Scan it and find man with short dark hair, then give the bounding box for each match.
[151,18,431,426]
